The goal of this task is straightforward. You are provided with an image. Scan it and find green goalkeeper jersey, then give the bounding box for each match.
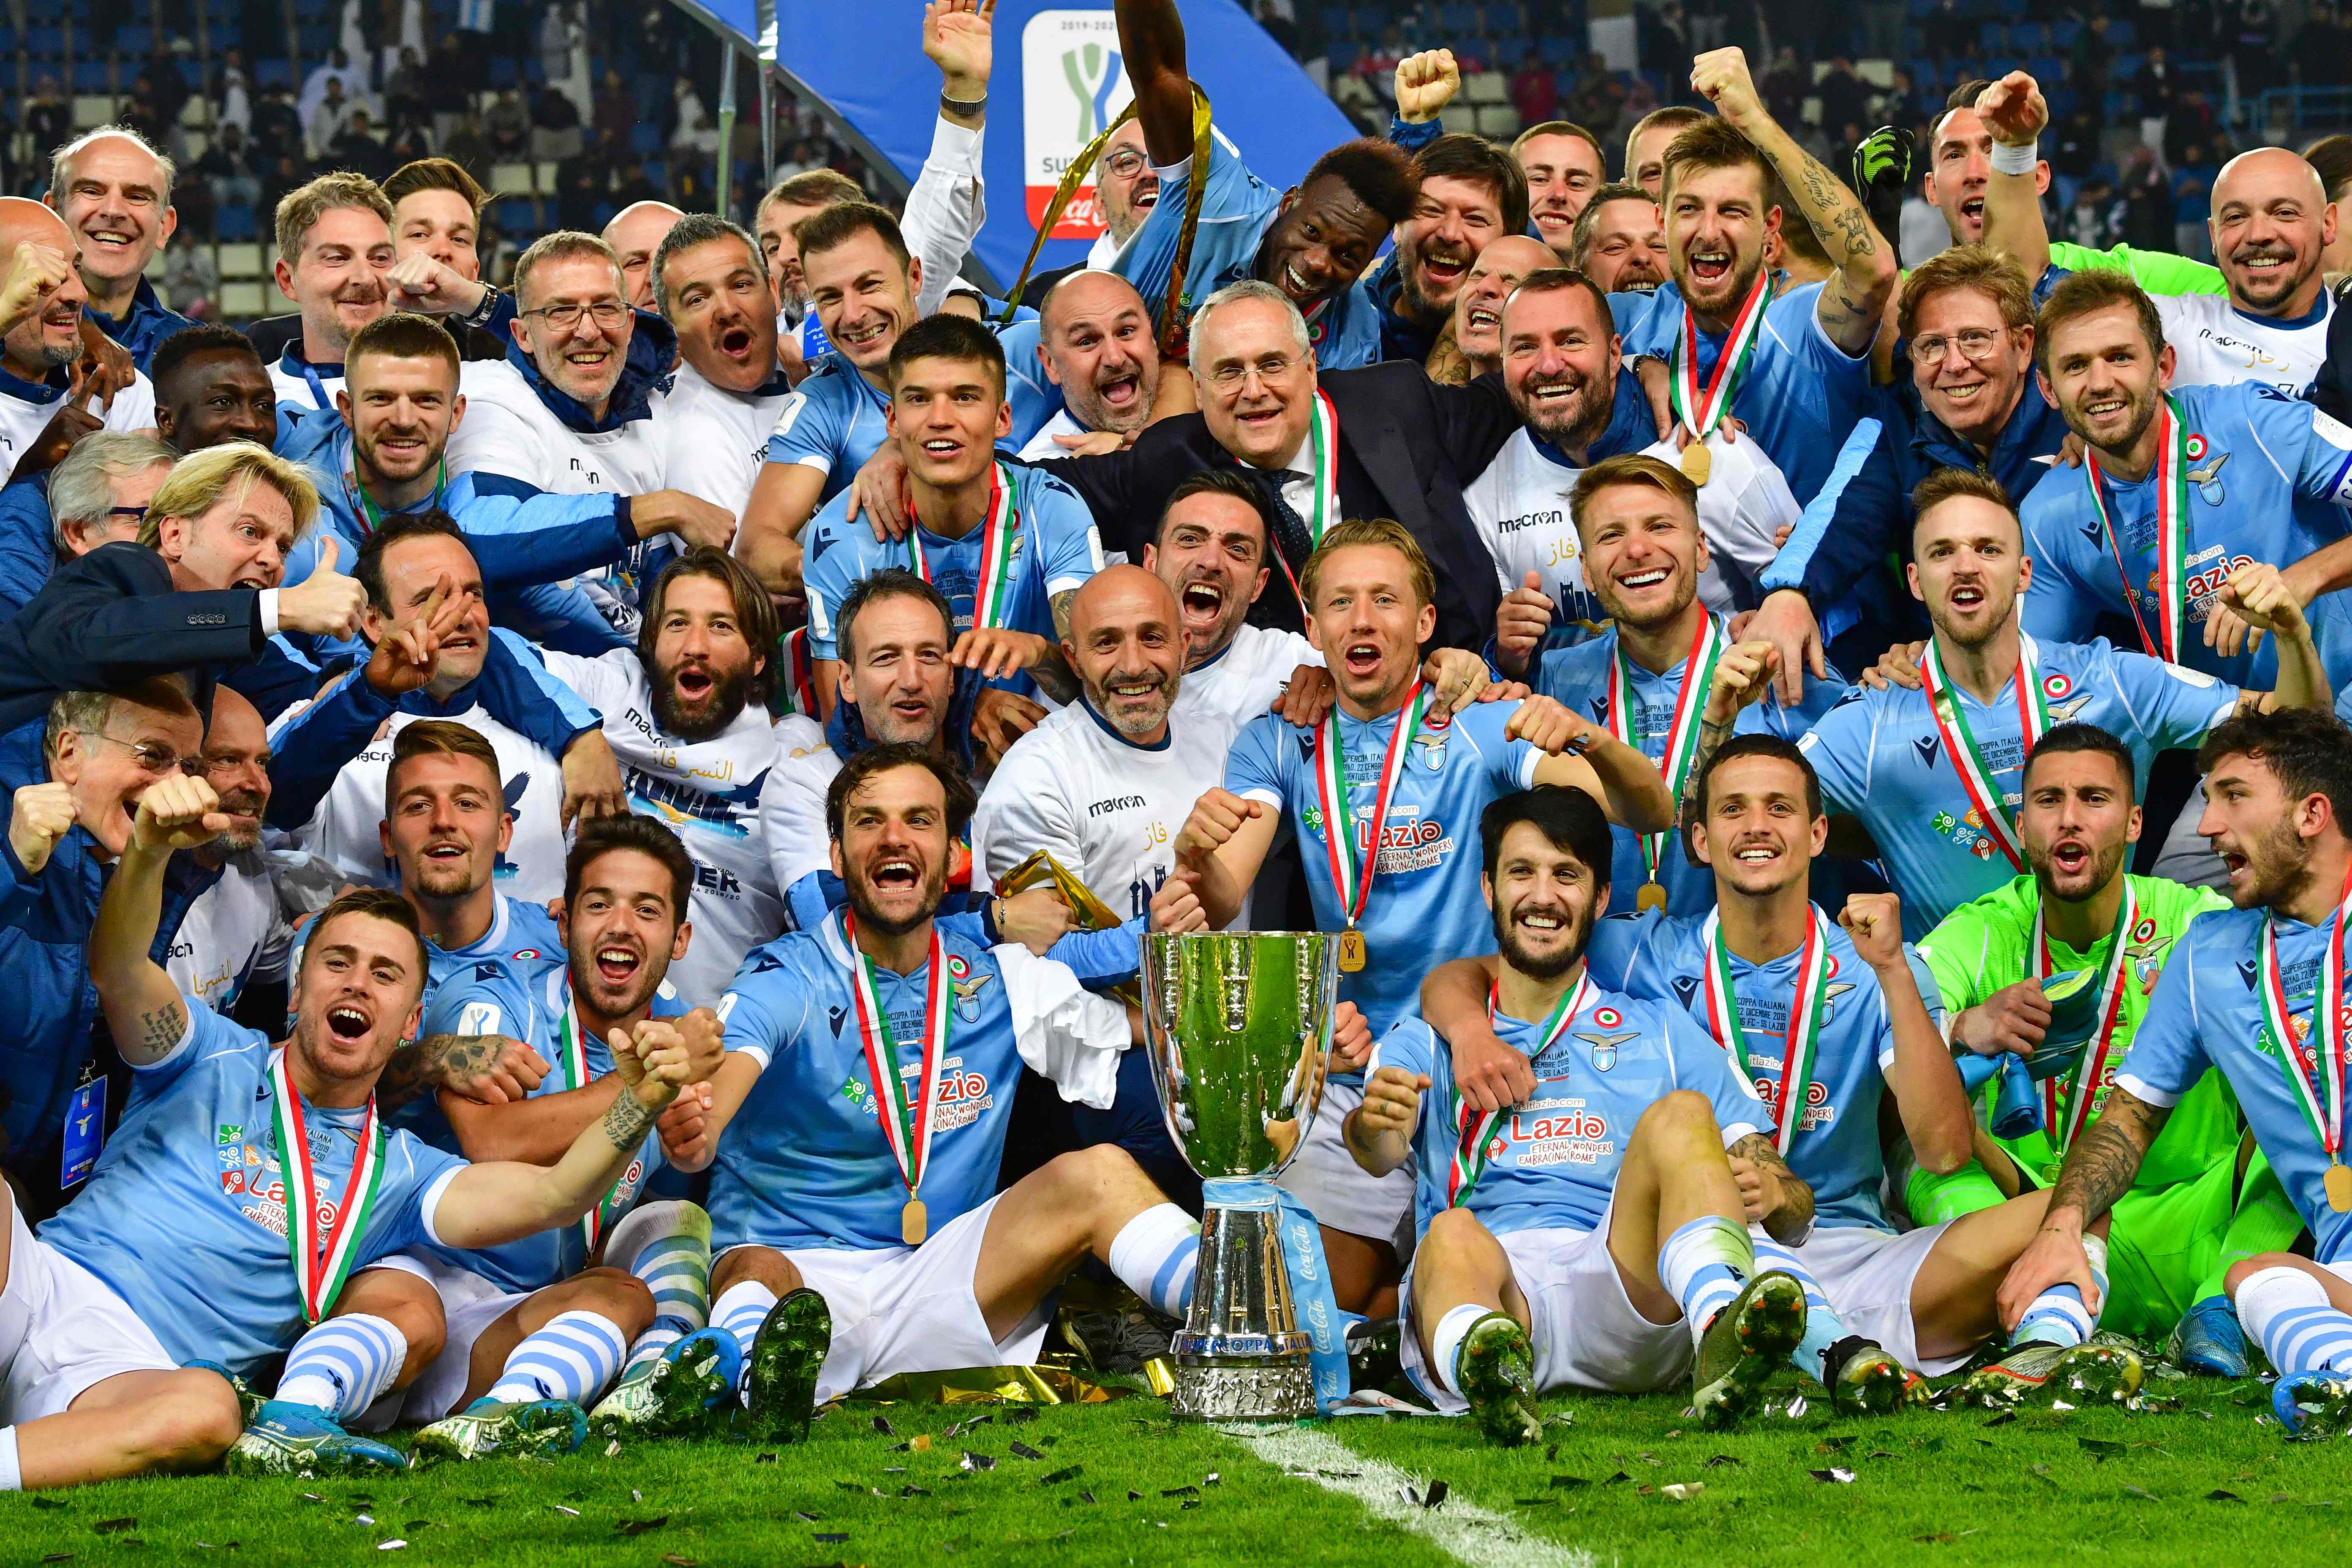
[2044,241,2227,297]
[1918,873,2239,1192]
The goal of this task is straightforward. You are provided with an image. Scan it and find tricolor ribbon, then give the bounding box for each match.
[554,983,636,1258]
[1449,972,1592,1206]
[2257,861,2352,1171]
[2029,883,2140,1156]
[2083,395,2194,664]
[906,461,1021,633]
[269,1051,384,1326]
[1604,615,1725,887]
[843,910,951,1222]
[1313,680,1431,936]
[1699,908,1832,1155]
[1920,634,2053,872]
[1668,270,1773,441]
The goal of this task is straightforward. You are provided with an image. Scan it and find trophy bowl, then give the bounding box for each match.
[1140,931,1337,1421]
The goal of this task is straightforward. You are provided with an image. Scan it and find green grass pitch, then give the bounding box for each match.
[9,1372,2352,1567]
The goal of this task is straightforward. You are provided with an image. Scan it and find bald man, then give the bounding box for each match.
[1015,271,1165,459]
[1978,74,2338,393]
[0,199,158,486]
[46,126,190,371]
[605,201,687,313]
[1433,234,1555,383]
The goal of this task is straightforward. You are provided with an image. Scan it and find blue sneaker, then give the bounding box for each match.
[2273,1372,2352,1437]
[223,1399,407,1477]
[413,1396,588,1464]
[588,1328,743,1441]
[2168,1295,2250,1378]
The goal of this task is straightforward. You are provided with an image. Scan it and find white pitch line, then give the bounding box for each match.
[1225,1422,1596,1568]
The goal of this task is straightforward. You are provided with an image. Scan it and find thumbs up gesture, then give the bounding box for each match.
[276,536,368,640]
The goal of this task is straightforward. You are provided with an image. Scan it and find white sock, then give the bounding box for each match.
[712,1280,778,1397]
[273,1313,406,1417]
[2014,1232,2110,1349]
[2238,1266,2352,1376]
[0,1427,19,1491]
[486,1309,629,1407]
[1656,1214,1755,1352]
[1106,1203,1201,1320]
[1427,1303,1490,1399]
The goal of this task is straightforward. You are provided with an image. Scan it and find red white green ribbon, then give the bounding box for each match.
[1314,679,1432,932]
[2257,860,2352,1167]
[1699,907,1831,1154]
[779,626,818,718]
[2083,395,2194,664]
[1604,615,1725,885]
[1669,270,1773,439]
[2030,882,2141,1155]
[1920,634,2053,872]
[555,983,636,1258]
[1449,972,1593,1205]
[1269,392,1342,615]
[269,1051,384,1326]
[905,460,1021,632]
[843,910,951,1214]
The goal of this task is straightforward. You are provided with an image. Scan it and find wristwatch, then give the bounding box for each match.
[460,284,503,330]
[939,91,987,117]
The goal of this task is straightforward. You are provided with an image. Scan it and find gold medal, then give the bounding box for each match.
[1678,441,1711,486]
[1339,928,1366,972]
[2329,1161,2352,1214]
[1637,880,1667,913]
[902,1197,929,1246]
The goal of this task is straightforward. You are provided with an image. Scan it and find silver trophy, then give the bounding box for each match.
[1140,931,1337,1420]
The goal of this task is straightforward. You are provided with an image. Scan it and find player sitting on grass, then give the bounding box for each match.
[0,774,691,1491]
[1345,784,1810,1444]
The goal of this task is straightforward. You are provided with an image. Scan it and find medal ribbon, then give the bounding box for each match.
[2082,395,2192,663]
[904,461,1020,633]
[347,457,446,536]
[554,983,634,1257]
[1314,680,1431,931]
[1449,972,1591,1205]
[1266,392,1342,616]
[268,1051,385,1326]
[842,910,952,1217]
[2256,860,2352,1167]
[1605,615,1726,885]
[1920,634,2052,872]
[1699,908,1832,1154]
[1668,270,1773,440]
[2029,883,2140,1155]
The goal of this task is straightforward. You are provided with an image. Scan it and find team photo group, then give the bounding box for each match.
[4,0,2352,1520]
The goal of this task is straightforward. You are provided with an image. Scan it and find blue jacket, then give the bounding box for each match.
[0,469,56,621]
[84,279,193,373]
[0,717,217,1168]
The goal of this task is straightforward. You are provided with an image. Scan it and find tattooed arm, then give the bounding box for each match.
[1688,47,1897,355]
[1993,1088,2168,1328]
[92,779,237,1066]
[1679,638,1780,835]
[1727,1132,1815,1245]
[373,1032,553,1109]
[950,591,1078,703]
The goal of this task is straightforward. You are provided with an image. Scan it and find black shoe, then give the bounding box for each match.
[740,1288,830,1444]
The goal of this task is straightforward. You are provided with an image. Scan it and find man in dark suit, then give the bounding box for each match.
[1034,278,1526,653]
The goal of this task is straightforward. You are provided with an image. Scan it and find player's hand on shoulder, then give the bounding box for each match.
[1955,978,2050,1059]
[847,442,913,541]
[1274,663,1338,726]
[8,779,77,874]
[971,687,1046,768]
[995,885,1073,953]
[1860,639,1925,691]
[951,626,1055,680]
[1836,892,1905,967]
[1451,1017,1536,1113]
[1422,646,1492,720]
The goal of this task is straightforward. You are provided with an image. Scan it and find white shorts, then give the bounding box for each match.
[1274,1081,1416,1252]
[1398,1203,1691,1411]
[725,1193,1051,1406]
[359,1252,530,1424]
[1783,1220,1965,1377]
[0,1203,178,1424]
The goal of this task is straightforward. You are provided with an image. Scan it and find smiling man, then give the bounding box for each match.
[44,125,190,371]
[1798,468,2322,937]
[1366,133,1530,367]
[651,214,789,519]
[1570,183,1671,296]
[1514,120,1609,263]
[150,324,278,453]
[1140,471,1321,719]
[1431,233,1552,383]
[1015,270,1164,460]
[267,174,395,428]
[0,199,158,486]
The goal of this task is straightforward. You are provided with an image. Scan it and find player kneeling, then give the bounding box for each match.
[641,744,1210,1438]
[1344,785,1808,1444]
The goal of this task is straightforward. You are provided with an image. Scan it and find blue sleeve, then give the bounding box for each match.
[936,910,1142,988]
[1664,1005,1769,1140]
[717,962,807,1069]
[1367,1017,1435,1085]
[2102,645,2240,751]
[444,473,640,588]
[385,1132,472,1252]
[1459,698,1541,791]
[0,828,57,931]
[473,629,600,757]
[420,965,529,1041]
[999,319,1064,448]
[1761,416,1897,601]
[2257,387,2352,506]
[1794,691,1872,817]
[1033,478,1102,593]
[785,868,842,934]
[0,473,55,621]
[1580,915,1645,992]
[2018,496,2106,648]
[1902,944,1945,1038]
[765,378,849,473]
[484,580,634,656]
[800,525,852,663]
[1223,713,1291,804]
[2112,930,2213,1107]
[262,665,399,828]
[138,994,255,1094]
[1115,134,1263,307]
[1386,112,1441,154]
[220,635,340,725]
[1606,290,1657,337]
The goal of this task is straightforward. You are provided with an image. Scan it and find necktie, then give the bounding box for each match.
[1260,468,1316,578]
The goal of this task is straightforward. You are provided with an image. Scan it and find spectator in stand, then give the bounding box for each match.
[2049,98,2099,214]
[253,85,305,165]
[484,88,531,161]
[24,80,68,154]
[2303,133,2352,275]
[158,244,217,318]
[383,47,430,135]
[1813,56,1868,139]
[2120,143,2174,251]
[531,84,585,163]
[1256,0,1300,57]
[556,154,608,233]
[2063,176,2121,250]
[2232,0,2279,95]
[427,35,478,144]
[1511,58,1559,128]
[593,68,637,150]
[215,51,253,138]
[441,115,493,183]
[1565,52,1623,131]
[2171,138,2215,261]
[2136,46,2174,154]
[308,78,356,160]
[1353,22,1409,85]
[2164,90,2219,167]
[329,110,397,184]
[197,124,262,214]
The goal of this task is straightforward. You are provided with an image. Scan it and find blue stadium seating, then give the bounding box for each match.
[215,204,257,242]
[255,57,293,88]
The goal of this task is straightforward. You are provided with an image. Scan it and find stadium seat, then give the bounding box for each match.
[255,57,292,88]
[214,205,257,242]
[1439,103,1476,133]
[1320,7,1351,37]
[1475,103,1521,137]
[1441,4,1480,37]
[1484,4,1522,34]
[218,281,267,320]
[1978,20,2006,51]
[497,198,539,233]
[491,163,536,197]
[71,91,112,125]
[630,122,663,156]
[2107,18,2134,46]
[1465,71,1509,104]
[216,243,264,280]
[1541,33,1579,64]
[490,56,518,87]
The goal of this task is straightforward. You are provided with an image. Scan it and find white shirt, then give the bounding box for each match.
[0,369,157,485]
[901,117,987,319]
[2153,291,2335,396]
[756,714,839,904]
[653,357,792,520]
[1183,622,1320,725]
[538,648,784,1005]
[166,851,293,1013]
[1464,427,1799,629]
[276,705,571,904]
[1018,408,1090,462]
[268,357,343,421]
[972,693,1244,926]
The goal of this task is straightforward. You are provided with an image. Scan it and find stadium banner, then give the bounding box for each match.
[669,0,1357,293]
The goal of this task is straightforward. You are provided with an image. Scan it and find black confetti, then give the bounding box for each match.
[1421,1481,1450,1510]
[31,1498,63,1511]
[961,1451,998,1472]
[2208,1490,2243,1503]
[1704,1455,1744,1467]
[1181,1500,1200,1511]
[1603,1471,1632,1485]
[1919,1437,1948,1454]
[1078,1492,1097,1505]
[404,1520,433,1531]
[1162,1486,1198,1498]
[1809,1468,1857,1484]
[1039,1466,1083,1485]
[901,1485,931,1498]
[836,1481,867,1491]
[464,1499,497,1509]
[1550,1475,1590,1489]
[1010,1442,1045,1461]
[615,1518,669,1536]
[888,1442,910,1452]
[814,1533,849,1543]
[757,1453,778,1463]
[2080,1439,2126,1462]
[1544,1443,1559,1461]
[93,1520,136,1536]
[871,1415,896,1435]
[1128,1490,1143,1501]
[39,1555,72,1564]
[1984,1411,2017,1428]
[1004,1407,1038,1424]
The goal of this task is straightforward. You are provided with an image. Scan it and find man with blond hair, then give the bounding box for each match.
[268,172,395,425]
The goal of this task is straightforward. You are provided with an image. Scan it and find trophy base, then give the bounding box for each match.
[1168,1356,1320,1421]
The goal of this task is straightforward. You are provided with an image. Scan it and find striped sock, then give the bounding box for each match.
[274,1313,406,1418]
[1751,1238,1851,1383]
[712,1280,778,1396]
[487,1310,629,1406]
[610,1203,714,1378]
[1657,1214,1753,1351]
[2014,1233,2109,1349]
[2237,1266,2352,1376]
[1106,1203,1202,1320]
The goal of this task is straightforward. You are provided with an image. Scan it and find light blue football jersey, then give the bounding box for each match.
[762,356,895,506]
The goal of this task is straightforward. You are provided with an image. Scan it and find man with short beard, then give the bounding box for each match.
[266,173,395,427]
[1364,133,1530,367]
[1916,723,2302,1380]
[1427,234,1552,384]
[1978,71,2334,392]
[1473,272,1798,660]
[1140,471,1321,719]
[1012,271,1163,460]
[532,550,789,1004]
[1569,184,1671,296]
[166,686,299,1015]
[652,214,791,517]
[1799,468,2327,938]
[0,199,158,486]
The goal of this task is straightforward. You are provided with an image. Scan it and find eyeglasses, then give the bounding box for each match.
[522,300,629,331]
[79,732,191,775]
[1101,149,1149,178]
[1907,326,2010,365]
[107,505,148,523]
[1205,354,1302,389]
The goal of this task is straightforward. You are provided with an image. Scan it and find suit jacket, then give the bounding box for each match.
[1034,362,1519,652]
[0,543,269,732]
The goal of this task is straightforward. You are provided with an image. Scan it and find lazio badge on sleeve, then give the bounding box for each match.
[62,1069,105,1188]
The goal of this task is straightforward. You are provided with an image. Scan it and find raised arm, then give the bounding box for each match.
[1521,698,1676,831]
[1171,786,1281,929]
[1690,47,1897,356]
[1113,0,1198,168]
[90,776,234,1066]
[1842,893,1974,1174]
[903,0,994,316]
[1973,72,2055,289]
[2218,561,2332,714]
